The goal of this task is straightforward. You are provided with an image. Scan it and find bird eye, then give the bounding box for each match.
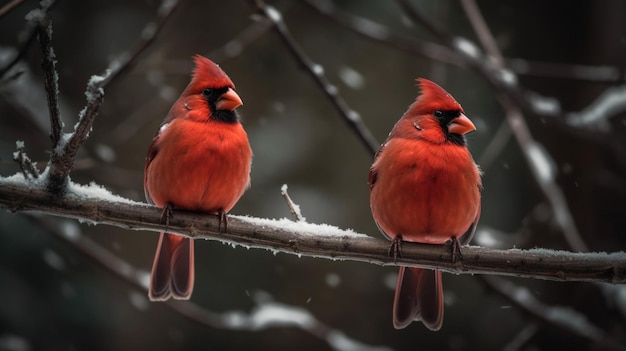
[433,110,444,118]
[202,88,213,97]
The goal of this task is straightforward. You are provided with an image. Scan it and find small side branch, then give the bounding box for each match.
[36,21,63,149]
[12,141,40,180]
[47,75,106,194]
[280,184,305,222]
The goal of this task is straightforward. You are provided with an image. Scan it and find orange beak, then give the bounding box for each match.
[215,87,243,111]
[448,113,476,135]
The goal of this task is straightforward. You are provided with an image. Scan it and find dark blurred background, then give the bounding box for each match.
[1,0,625,350]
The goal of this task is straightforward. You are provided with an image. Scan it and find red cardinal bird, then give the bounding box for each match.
[144,55,252,301]
[369,78,481,330]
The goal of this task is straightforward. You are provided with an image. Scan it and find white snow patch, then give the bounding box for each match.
[265,5,283,23]
[94,143,116,162]
[225,40,243,57]
[141,22,157,39]
[383,272,397,290]
[326,84,338,95]
[159,122,171,134]
[338,66,365,90]
[498,68,517,86]
[138,271,151,290]
[346,110,360,122]
[231,215,367,239]
[474,227,499,247]
[42,249,66,271]
[567,84,626,131]
[529,94,561,115]
[24,8,45,22]
[327,330,392,351]
[352,17,389,41]
[526,142,556,183]
[66,180,142,206]
[159,85,176,101]
[312,64,324,75]
[129,291,150,311]
[453,37,481,59]
[250,303,315,330]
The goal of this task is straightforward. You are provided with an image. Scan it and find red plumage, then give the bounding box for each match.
[369,78,481,330]
[144,55,252,301]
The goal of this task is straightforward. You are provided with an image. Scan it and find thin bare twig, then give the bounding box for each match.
[29,215,390,351]
[460,0,504,68]
[280,184,304,222]
[44,0,180,194]
[0,178,624,283]
[0,0,24,19]
[12,141,39,180]
[36,21,63,149]
[250,0,380,156]
[98,0,181,90]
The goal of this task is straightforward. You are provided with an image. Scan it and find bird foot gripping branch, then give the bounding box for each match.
[369,78,481,331]
[144,55,252,301]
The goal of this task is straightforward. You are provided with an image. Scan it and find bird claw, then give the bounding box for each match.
[217,209,228,233]
[160,203,174,232]
[447,236,462,264]
[389,235,404,263]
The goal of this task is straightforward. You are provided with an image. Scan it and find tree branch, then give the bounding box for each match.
[30,215,392,351]
[46,74,106,194]
[1,175,624,284]
[36,20,63,149]
[250,0,380,156]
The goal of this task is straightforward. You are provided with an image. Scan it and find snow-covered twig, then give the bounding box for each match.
[46,74,106,194]
[0,0,24,19]
[280,184,305,222]
[12,141,39,180]
[459,0,504,68]
[43,0,179,194]
[251,0,380,157]
[479,276,624,350]
[30,215,390,351]
[567,84,626,131]
[0,175,624,284]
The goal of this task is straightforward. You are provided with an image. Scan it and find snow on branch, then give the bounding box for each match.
[1,174,625,284]
[40,0,179,194]
[46,72,106,194]
[567,84,626,131]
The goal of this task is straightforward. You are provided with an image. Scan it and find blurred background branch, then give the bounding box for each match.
[1,1,625,350]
